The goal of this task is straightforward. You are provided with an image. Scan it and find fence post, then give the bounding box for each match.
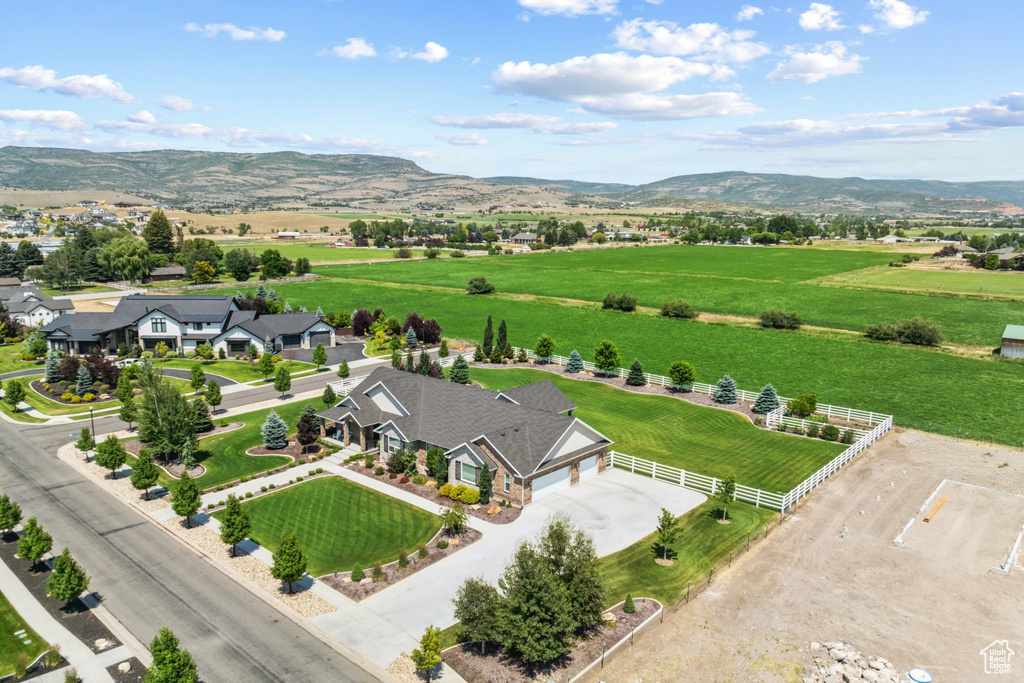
[755,489,761,508]
[679,469,686,487]
[710,478,717,496]
[652,462,658,480]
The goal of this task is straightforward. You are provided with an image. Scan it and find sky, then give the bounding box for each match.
[1,0,1022,185]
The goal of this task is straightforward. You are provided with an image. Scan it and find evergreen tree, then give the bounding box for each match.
[137,367,198,462]
[449,355,470,384]
[535,333,555,361]
[94,435,128,479]
[405,327,417,348]
[256,283,267,298]
[336,358,350,379]
[315,306,324,319]
[416,349,430,375]
[405,352,415,372]
[273,366,291,397]
[322,384,337,407]
[115,373,133,403]
[75,427,95,459]
[482,315,494,356]
[312,343,327,370]
[17,517,52,569]
[191,397,213,433]
[411,626,442,681]
[0,493,23,534]
[472,346,485,362]
[350,563,365,581]
[204,380,222,413]
[623,594,635,614]
[141,210,175,257]
[145,627,198,683]
[263,335,274,355]
[438,338,449,358]
[497,541,574,664]
[752,384,780,414]
[713,375,738,404]
[496,319,508,354]
[130,451,159,500]
[44,348,60,383]
[4,379,25,409]
[189,365,205,394]
[489,344,503,364]
[478,464,492,504]
[75,364,93,396]
[565,349,584,373]
[625,358,646,386]
[271,532,308,593]
[171,472,201,528]
[261,410,288,450]
[258,352,274,379]
[219,495,251,557]
[46,548,90,606]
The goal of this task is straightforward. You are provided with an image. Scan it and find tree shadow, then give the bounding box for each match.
[649,542,679,561]
[704,506,730,522]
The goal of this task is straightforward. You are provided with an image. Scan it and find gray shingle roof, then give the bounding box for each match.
[498,380,577,414]
[112,294,235,325]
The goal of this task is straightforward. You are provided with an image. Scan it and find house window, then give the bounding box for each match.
[461,463,478,485]
[151,317,166,333]
[504,473,511,492]
[193,323,203,331]
[387,435,402,453]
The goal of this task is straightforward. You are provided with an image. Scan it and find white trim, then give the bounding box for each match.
[533,418,613,474]
[494,392,520,405]
[373,419,410,442]
[360,381,410,417]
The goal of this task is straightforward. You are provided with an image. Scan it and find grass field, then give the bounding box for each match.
[818,264,1024,298]
[0,343,39,376]
[471,368,843,492]
[216,477,441,576]
[0,590,47,677]
[40,283,118,297]
[208,240,435,263]
[319,245,1024,346]
[598,500,777,606]
[153,358,316,383]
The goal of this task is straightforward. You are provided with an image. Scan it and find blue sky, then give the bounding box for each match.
[1,0,1021,184]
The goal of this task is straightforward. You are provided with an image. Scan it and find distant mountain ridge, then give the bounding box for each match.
[2,146,1022,214]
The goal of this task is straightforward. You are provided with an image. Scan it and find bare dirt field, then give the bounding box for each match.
[587,429,1024,683]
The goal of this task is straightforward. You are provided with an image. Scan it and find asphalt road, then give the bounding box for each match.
[0,364,388,682]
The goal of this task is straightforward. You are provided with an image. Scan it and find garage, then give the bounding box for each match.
[579,455,599,481]
[309,331,332,348]
[281,334,302,350]
[531,467,571,501]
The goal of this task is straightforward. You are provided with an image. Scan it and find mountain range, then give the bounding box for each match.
[1,146,1022,215]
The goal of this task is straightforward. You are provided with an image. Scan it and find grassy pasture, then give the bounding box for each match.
[216,477,441,576]
[471,367,844,492]
[210,240,433,263]
[818,265,1024,298]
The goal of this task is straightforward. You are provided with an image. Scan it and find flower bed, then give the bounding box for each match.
[30,379,112,404]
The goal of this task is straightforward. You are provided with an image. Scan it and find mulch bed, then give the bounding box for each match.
[0,532,125,665]
[247,440,324,460]
[30,379,115,404]
[342,461,522,524]
[320,528,483,601]
[442,598,659,683]
[107,657,146,683]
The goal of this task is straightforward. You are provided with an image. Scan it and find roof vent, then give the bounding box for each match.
[513,427,519,432]
[499,431,505,437]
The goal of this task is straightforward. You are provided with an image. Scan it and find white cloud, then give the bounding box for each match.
[326,38,377,60]
[0,65,135,103]
[611,19,770,63]
[737,5,764,21]
[517,0,617,17]
[578,92,760,120]
[438,132,487,146]
[0,109,85,131]
[544,121,618,134]
[159,95,210,111]
[184,22,286,42]
[766,42,865,83]
[869,0,929,30]
[411,42,449,63]
[858,24,876,33]
[128,110,157,124]
[799,3,845,31]
[430,112,617,134]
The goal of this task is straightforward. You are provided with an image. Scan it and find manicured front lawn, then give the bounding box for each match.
[598,500,777,607]
[215,477,442,576]
[471,367,844,493]
[154,358,316,383]
[17,375,193,417]
[0,343,39,376]
[0,590,48,677]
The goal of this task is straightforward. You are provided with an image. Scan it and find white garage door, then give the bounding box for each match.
[531,467,571,501]
[579,455,599,481]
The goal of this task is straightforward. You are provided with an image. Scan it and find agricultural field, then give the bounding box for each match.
[207,240,436,264]
[233,276,1024,445]
[0,591,47,678]
[216,477,441,576]
[816,264,1024,298]
[471,368,844,492]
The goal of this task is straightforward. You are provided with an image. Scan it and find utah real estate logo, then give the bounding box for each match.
[980,640,1015,675]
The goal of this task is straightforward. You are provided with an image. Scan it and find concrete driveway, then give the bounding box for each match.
[313,467,705,659]
[279,342,365,365]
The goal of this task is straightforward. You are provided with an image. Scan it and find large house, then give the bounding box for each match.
[40,294,336,356]
[319,367,612,506]
[1,285,73,327]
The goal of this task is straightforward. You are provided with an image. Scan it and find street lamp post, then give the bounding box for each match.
[89,406,95,437]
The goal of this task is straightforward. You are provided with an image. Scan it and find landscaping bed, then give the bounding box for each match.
[343,460,522,524]
[246,440,324,460]
[29,378,116,405]
[121,422,245,480]
[321,527,482,601]
[442,598,659,683]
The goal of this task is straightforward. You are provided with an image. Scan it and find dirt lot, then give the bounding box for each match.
[588,429,1024,683]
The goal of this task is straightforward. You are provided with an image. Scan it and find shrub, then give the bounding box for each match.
[351,563,365,581]
[389,472,398,480]
[387,450,405,474]
[62,392,74,401]
[864,321,899,342]
[450,250,465,258]
[71,395,82,403]
[400,476,410,484]
[776,421,787,431]
[374,466,385,476]
[821,425,840,441]
[438,482,454,498]
[208,503,214,510]
[787,393,818,417]
[412,474,427,485]
[394,247,413,259]
[661,300,698,319]
[758,309,803,330]
[425,248,440,259]
[624,594,635,614]
[296,476,303,482]
[316,467,323,474]
[398,550,409,569]
[436,540,449,550]
[261,486,268,492]
[461,488,480,505]
[364,455,374,468]
[245,491,253,498]
[216,485,223,491]
[467,276,495,294]
[297,459,305,466]
[269,483,275,489]
[453,484,468,500]
[372,561,383,580]
[602,292,637,312]
[806,422,821,438]
[840,428,855,444]
[417,545,429,559]
[309,470,316,476]
[895,317,944,346]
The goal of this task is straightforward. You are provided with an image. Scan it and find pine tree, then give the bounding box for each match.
[47,548,90,606]
[257,283,267,299]
[482,315,494,356]
[191,397,213,433]
[145,627,198,683]
[0,493,23,534]
[261,410,288,450]
[416,349,430,375]
[312,343,327,370]
[141,210,175,257]
[204,380,222,413]
[271,532,308,593]
[189,365,205,394]
[623,594,636,614]
[75,364,93,396]
[713,375,738,404]
[438,339,449,358]
[171,472,201,528]
[478,464,492,504]
[284,302,292,314]
[411,626,443,681]
[565,349,584,373]
[263,335,274,355]
[322,384,337,408]
[219,495,251,557]
[337,358,350,379]
[496,320,508,354]
[94,435,128,479]
[351,563,365,581]
[315,306,324,319]
[473,346,485,362]
[273,366,291,397]
[406,327,417,348]
[17,517,52,569]
[4,379,25,409]
[405,352,415,373]
[752,384,780,414]
[625,358,646,386]
[44,348,60,383]
[130,451,159,500]
[449,355,470,384]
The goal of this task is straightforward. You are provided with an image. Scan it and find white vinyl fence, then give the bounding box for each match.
[327,375,365,397]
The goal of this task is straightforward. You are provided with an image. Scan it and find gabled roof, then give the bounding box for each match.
[228,312,323,341]
[40,313,117,342]
[1003,324,1024,341]
[112,294,235,326]
[499,380,577,414]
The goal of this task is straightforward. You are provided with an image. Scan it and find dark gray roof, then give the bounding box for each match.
[112,294,235,325]
[0,284,43,301]
[149,266,186,276]
[319,367,608,476]
[498,380,576,414]
[41,313,115,341]
[232,312,321,340]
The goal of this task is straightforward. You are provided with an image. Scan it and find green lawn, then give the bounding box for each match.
[0,590,48,677]
[14,375,192,418]
[598,500,777,607]
[0,343,40,376]
[153,358,316,383]
[818,264,1024,298]
[40,283,118,297]
[472,368,844,492]
[209,240,435,263]
[215,477,441,576]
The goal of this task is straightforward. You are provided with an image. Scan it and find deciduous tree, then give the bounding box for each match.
[17,517,53,569]
[668,361,696,389]
[654,508,679,561]
[271,532,308,593]
[4,378,25,409]
[171,472,201,528]
[94,435,127,479]
[189,365,206,394]
[219,495,251,557]
[130,451,159,500]
[145,627,198,683]
[411,626,442,680]
[716,475,737,522]
[47,548,90,606]
[453,577,501,654]
[593,340,620,376]
[273,366,291,397]
[204,380,222,413]
[0,493,23,534]
[312,343,327,370]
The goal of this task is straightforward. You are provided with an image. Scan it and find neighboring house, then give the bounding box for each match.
[0,277,22,287]
[147,266,186,282]
[510,232,538,245]
[1000,324,1024,358]
[40,294,336,356]
[318,367,612,506]
[0,285,74,327]
[276,231,301,239]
